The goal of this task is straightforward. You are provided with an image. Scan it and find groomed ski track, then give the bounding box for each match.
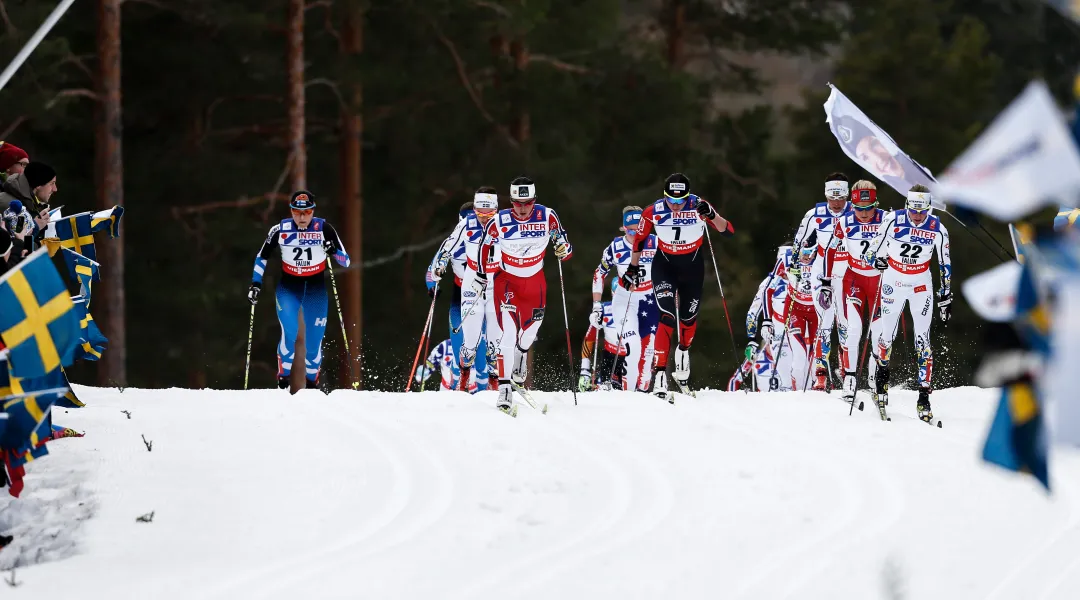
[2,385,1079,599]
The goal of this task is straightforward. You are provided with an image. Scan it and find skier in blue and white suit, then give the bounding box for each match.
[248,191,350,389]
[427,191,498,392]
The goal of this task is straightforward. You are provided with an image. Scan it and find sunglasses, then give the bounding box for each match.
[906,207,930,214]
[291,208,313,217]
[511,199,535,205]
[853,203,878,211]
[16,160,28,167]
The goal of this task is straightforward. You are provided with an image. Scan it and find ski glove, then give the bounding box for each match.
[554,240,572,260]
[744,341,759,362]
[589,301,604,328]
[247,282,261,305]
[937,291,952,324]
[432,252,450,278]
[817,279,833,309]
[323,238,338,255]
[620,264,642,290]
[873,256,888,271]
[696,199,717,220]
[769,375,779,391]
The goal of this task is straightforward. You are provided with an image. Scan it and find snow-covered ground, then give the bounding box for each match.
[0,385,1077,599]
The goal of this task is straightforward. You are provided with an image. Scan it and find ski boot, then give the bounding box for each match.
[870,361,890,421]
[842,372,857,403]
[511,346,528,386]
[672,346,691,390]
[578,371,596,392]
[277,376,290,389]
[651,370,672,404]
[812,360,828,391]
[458,366,471,392]
[305,378,319,390]
[917,387,934,423]
[496,381,517,417]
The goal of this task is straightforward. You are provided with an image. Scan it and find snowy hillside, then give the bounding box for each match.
[1,385,1078,599]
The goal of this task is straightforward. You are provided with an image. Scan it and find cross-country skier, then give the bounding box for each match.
[579,300,614,391]
[248,191,350,389]
[862,184,952,422]
[827,180,885,403]
[792,172,852,390]
[625,173,734,401]
[429,192,499,392]
[782,233,820,391]
[480,176,572,414]
[414,338,459,390]
[739,245,793,391]
[591,206,659,392]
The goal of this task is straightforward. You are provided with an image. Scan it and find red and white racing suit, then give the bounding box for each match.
[481,204,571,381]
[828,209,884,374]
[783,256,819,391]
[864,210,952,390]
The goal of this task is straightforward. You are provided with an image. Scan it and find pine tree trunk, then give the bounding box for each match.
[286,0,306,393]
[95,0,125,386]
[510,39,530,144]
[666,0,685,68]
[339,1,363,389]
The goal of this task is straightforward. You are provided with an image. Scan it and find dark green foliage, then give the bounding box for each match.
[3,0,1077,390]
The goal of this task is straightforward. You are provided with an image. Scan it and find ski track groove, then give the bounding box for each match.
[445,393,636,600]
[499,401,677,598]
[263,397,457,598]
[204,395,429,599]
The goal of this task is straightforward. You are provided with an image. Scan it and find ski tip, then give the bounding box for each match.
[937,421,943,428]
[542,404,549,415]
[886,417,892,421]
[858,401,865,411]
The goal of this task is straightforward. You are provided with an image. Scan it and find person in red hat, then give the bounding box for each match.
[0,142,29,182]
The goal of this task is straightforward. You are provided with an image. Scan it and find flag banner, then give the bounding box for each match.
[824,84,941,206]
[90,205,124,239]
[982,382,1050,490]
[53,212,97,261]
[0,361,66,469]
[62,248,101,302]
[72,295,107,362]
[934,81,1080,222]
[0,248,80,378]
[1045,0,1080,24]
[1055,206,1080,232]
[962,260,1021,323]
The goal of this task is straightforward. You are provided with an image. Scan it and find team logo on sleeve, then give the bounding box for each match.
[882,284,894,295]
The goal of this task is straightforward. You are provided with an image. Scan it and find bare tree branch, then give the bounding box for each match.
[472,0,511,17]
[45,88,100,109]
[304,0,333,10]
[305,77,347,110]
[57,52,95,79]
[0,0,16,35]
[529,54,592,74]
[171,193,290,217]
[715,161,778,199]
[0,115,29,140]
[422,13,519,149]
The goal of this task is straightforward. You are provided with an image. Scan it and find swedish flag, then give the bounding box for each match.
[62,249,100,304]
[91,206,124,239]
[0,359,68,468]
[72,295,107,362]
[53,212,98,262]
[0,248,80,378]
[983,382,1049,490]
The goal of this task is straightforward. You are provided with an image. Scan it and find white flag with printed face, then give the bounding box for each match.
[823,84,942,207]
[933,81,1080,222]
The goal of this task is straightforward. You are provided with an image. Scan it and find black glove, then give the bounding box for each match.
[874,256,888,271]
[696,199,717,220]
[620,264,642,289]
[427,286,440,299]
[247,282,261,305]
[937,291,952,324]
[323,237,338,255]
[769,375,779,391]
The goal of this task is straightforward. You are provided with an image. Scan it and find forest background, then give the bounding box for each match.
[3,0,1078,391]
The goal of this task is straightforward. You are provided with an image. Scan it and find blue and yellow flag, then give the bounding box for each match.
[0,249,80,378]
[0,359,68,467]
[981,260,1051,490]
[53,212,98,262]
[91,206,124,239]
[72,295,107,362]
[61,249,100,302]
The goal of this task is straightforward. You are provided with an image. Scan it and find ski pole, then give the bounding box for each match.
[406,281,439,391]
[419,293,439,392]
[705,228,745,390]
[244,303,255,390]
[554,252,578,405]
[606,288,634,387]
[853,275,886,415]
[327,262,359,390]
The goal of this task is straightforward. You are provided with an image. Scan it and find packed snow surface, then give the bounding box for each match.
[1,385,1078,599]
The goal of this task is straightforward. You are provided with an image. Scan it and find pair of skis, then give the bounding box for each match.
[847,390,942,428]
[497,382,549,418]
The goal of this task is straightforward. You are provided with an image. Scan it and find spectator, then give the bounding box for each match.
[0,161,58,260]
[0,142,29,182]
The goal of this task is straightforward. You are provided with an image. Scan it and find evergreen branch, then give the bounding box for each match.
[171,193,290,217]
[715,160,778,200]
